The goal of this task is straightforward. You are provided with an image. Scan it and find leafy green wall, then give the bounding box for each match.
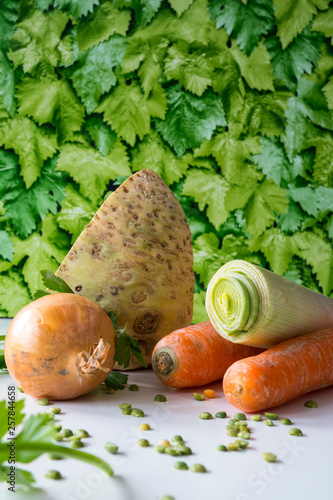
[1,0,333,319]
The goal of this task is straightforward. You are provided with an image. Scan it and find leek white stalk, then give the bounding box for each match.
[206,259,333,348]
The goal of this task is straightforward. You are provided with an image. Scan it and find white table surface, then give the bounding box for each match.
[1,319,333,500]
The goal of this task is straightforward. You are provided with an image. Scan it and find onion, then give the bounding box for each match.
[4,293,116,400]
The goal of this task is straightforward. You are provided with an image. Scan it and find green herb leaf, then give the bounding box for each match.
[108,310,118,330]
[104,371,128,390]
[115,326,147,368]
[0,465,36,490]
[40,269,74,294]
[0,399,25,440]
[0,406,113,476]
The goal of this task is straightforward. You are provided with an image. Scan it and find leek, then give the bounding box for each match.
[206,260,333,348]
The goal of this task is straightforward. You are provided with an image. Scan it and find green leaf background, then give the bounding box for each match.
[1,0,333,319]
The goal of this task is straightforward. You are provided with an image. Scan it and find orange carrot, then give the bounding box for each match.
[223,326,333,412]
[151,321,263,388]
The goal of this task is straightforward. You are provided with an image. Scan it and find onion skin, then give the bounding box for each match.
[4,293,116,400]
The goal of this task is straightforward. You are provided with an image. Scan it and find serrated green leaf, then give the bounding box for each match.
[0,270,32,316]
[0,117,57,188]
[0,0,19,51]
[115,0,163,28]
[108,310,118,330]
[282,98,314,161]
[69,36,128,113]
[192,290,209,323]
[243,179,288,237]
[156,84,226,157]
[193,232,223,287]
[33,290,51,299]
[76,2,131,52]
[307,133,333,187]
[252,137,303,186]
[195,132,261,183]
[278,197,305,233]
[323,76,333,111]
[0,152,67,238]
[35,0,54,10]
[40,269,73,293]
[0,230,13,261]
[325,216,333,240]
[96,77,166,146]
[131,131,189,185]
[5,214,70,295]
[193,232,259,286]
[182,169,229,230]
[312,8,333,41]
[56,142,130,202]
[115,327,147,368]
[225,165,262,211]
[265,26,323,92]
[54,0,100,18]
[104,371,128,390]
[231,42,274,92]
[168,0,194,16]
[164,41,216,96]
[0,50,16,116]
[57,184,98,242]
[172,181,216,240]
[294,230,333,294]
[288,185,318,217]
[132,0,211,46]
[85,116,117,156]
[17,77,85,143]
[273,0,328,49]
[248,227,295,275]
[297,78,333,129]
[122,36,169,95]
[283,259,303,285]
[211,0,275,55]
[8,6,69,73]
